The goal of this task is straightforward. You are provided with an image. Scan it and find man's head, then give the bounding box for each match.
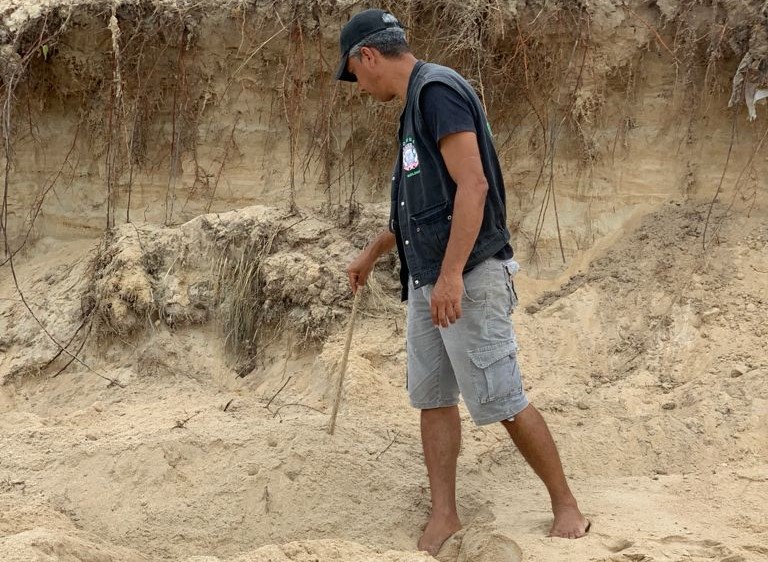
[335,9,412,100]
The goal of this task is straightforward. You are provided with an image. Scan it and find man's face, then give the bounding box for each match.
[347,47,395,102]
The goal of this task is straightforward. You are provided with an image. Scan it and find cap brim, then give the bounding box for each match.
[334,53,357,82]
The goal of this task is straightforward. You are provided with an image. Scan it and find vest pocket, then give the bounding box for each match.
[468,340,520,404]
[410,201,452,265]
[410,201,450,225]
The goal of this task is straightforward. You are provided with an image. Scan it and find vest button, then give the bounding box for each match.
[447,215,452,220]
[414,280,419,285]
[416,227,420,232]
[405,240,410,245]
[401,201,405,206]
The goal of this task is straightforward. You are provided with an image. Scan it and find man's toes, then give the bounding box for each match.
[548,525,588,539]
[416,535,431,553]
[417,539,439,556]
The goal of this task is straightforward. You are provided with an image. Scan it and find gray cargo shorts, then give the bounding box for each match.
[406,257,529,425]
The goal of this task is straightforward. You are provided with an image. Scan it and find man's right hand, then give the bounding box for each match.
[346,230,396,294]
[346,251,376,294]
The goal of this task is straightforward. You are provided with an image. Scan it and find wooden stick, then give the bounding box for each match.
[328,287,363,435]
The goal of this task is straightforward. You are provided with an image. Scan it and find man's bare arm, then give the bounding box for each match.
[429,131,489,327]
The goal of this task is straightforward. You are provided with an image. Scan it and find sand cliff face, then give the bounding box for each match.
[1,0,766,268]
[1,2,767,562]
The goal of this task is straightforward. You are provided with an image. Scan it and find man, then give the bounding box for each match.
[336,9,590,556]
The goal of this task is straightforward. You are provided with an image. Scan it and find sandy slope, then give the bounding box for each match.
[1,197,766,562]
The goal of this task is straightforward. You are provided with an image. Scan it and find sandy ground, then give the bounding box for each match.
[1,197,766,562]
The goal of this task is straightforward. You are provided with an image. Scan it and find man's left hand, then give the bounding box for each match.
[430,273,464,328]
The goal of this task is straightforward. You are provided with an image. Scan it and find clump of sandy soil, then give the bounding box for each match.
[85,205,354,337]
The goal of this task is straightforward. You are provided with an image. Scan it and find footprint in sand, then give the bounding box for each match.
[657,536,744,561]
[600,538,633,553]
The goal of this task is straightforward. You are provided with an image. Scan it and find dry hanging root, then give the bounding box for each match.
[327,287,363,435]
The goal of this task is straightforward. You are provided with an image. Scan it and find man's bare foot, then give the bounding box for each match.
[548,503,590,539]
[417,513,462,556]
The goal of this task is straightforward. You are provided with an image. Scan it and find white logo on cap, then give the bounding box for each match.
[382,13,398,24]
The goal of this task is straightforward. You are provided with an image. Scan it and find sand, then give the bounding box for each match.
[2,200,766,562]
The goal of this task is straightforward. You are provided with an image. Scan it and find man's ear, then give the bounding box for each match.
[359,46,377,65]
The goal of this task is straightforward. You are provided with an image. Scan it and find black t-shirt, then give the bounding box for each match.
[419,82,513,261]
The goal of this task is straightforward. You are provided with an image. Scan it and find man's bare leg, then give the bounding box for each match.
[418,405,463,555]
[501,404,590,538]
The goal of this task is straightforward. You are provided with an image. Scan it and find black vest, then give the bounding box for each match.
[390,61,511,301]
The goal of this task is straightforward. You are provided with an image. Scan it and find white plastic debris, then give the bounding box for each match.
[728,52,768,121]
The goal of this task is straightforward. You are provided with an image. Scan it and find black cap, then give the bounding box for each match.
[335,9,404,82]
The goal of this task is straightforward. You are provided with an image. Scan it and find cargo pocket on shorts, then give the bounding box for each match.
[468,340,521,404]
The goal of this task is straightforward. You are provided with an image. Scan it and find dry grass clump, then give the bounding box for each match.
[210,208,365,374]
[213,230,274,375]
